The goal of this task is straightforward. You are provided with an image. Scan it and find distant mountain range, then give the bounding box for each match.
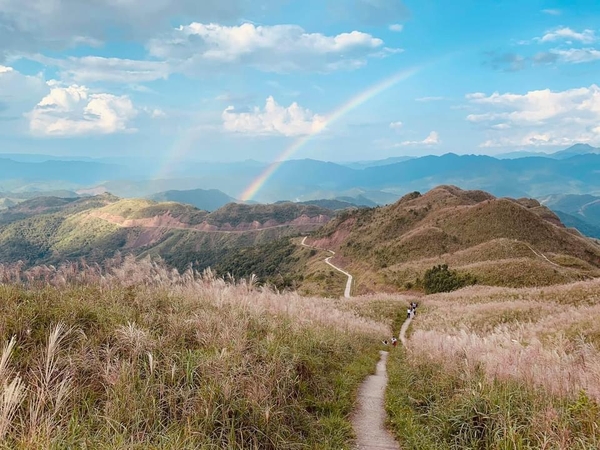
[540,193,600,239]
[496,144,600,159]
[148,189,235,212]
[1,144,600,203]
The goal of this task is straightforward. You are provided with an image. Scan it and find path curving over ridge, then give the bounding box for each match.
[301,236,353,298]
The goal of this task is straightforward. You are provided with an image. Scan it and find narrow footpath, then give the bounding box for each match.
[351,350,400,450]
[301,236,353,298]
[301,236,411,449]
[352,315,413,449]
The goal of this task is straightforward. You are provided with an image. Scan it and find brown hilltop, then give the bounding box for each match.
[309,186,600,293]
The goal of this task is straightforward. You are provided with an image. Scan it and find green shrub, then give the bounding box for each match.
[423,264,476,294]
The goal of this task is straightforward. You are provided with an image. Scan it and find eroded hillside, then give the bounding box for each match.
[0,195,333,274]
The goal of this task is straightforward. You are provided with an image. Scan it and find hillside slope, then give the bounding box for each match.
[0,195,333,273]
[540,193,600,236]
[308,186,600,293]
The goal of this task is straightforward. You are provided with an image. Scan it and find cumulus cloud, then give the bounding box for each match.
[389,24,404,32]
[389,121,403,129]
[0,0,256,56]
[400,131,440,146]
[550,48,600,63]
[28,83,138,136]
[0,65,48,124]
[538,27,596,44]
[148,22,392,74]
[466,85,600,147]
[222,96,326,136]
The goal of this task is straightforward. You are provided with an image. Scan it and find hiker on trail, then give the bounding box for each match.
[407,308,412,319]
[382,339,389,345]
[391,337,398,347]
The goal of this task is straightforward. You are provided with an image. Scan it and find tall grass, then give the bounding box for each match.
[386,280,600,449]
[0,257,387,448]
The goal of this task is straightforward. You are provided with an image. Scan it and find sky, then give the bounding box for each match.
[1,0,600,163]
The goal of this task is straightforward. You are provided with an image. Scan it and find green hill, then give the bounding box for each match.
[308,186,600,293]
[0,195,334,277]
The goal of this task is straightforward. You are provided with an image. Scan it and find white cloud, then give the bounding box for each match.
[148,22,393,73]
[466,85,600,147]
[0,0,254,55]
[389,24,404,32]
[551,48,600,63]
[416,96,446,102]
[0,66,46,99]
[0,66,48,127]
[400,131,440,146]
[538,27,596,44]
[29,83,138,136]
[30,55,171,84]
[389,121,403,129]
[222,96,326,137]
[142,107,166,119]
[541,9,561,16]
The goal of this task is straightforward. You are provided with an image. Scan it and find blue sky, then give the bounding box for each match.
[1,0,600,162]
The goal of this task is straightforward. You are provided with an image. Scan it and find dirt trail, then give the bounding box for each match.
[351,351,400,450]
[301,236,353,298]
[399,317,412,347]
[525,244,562,268]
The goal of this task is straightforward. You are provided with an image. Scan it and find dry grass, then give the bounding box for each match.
[0,257,387,448]
[385,279,600,449]
[410,279,600,400]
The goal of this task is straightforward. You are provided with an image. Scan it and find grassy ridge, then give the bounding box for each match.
[0,259,385,448]
[312,186,600,292]
[386,280,600,449]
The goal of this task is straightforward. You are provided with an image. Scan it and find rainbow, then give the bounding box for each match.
[239,66,421,202]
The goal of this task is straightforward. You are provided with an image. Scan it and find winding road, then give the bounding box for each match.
[301,236,353,298]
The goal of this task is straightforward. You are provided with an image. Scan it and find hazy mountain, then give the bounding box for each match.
[0,153,97,163]
[495,150,552,159]
[553,211,600,239]
[335,195,378,207]
[540,193,600,238]
[496,144,599,160]
[0,158,130,184]
[295,199,360,210]
[551,144,600,159]
[149,189,236,212]
[342,156,414,169]
[5,145,600,205]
